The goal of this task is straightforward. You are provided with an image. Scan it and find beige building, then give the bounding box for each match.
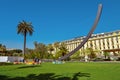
[63,30,120,56]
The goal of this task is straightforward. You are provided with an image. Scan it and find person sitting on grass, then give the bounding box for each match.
[34,58,41,65]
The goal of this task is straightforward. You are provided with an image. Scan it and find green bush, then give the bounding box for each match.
[0,62,13,66]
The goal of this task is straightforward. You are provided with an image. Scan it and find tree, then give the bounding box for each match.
[70,50,80,59]
[23,48,39,59]
[17,20,34,59]
[54,42,60,51]
[0,44,6,56]
[103,52,109,59]
[47,44,54,59]
[34,42,48,59]
[0,44,6,52]
[59,42,68,57]
[47,44,54,54]
[7,49,22,56]
[84,48,96,60]
[94,49,101,57]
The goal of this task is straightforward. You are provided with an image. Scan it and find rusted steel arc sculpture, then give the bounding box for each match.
[58,4,103,60]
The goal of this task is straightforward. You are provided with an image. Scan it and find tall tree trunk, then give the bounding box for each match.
[23,32,26,59]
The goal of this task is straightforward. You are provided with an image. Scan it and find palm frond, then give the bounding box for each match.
[17,20,34,36]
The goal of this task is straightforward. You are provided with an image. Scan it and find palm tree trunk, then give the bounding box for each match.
[23,32,26,59]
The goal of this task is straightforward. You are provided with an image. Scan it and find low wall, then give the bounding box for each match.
[0,56,8,62]
[0,56,23,62]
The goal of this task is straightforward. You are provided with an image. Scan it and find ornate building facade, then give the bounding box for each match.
[63,30,120,55]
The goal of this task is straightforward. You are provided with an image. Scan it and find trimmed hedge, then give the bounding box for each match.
[0,62,13,66]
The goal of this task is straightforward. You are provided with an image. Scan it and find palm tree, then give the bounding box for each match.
[0,44,6,56]
[59,42,68,57]
[54,42,60,52]
[84,48,97,61]
[47,44,54,54]
[17,20,34,59]
[33,42,49,59]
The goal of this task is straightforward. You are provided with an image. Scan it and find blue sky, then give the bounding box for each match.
[0,0,120,49]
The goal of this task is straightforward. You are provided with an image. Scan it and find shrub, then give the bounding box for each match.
[0,62,13,66]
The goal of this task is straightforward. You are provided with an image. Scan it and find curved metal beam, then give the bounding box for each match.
[58,4,103,60]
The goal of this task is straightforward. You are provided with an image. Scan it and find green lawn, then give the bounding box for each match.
[0,62,120,80]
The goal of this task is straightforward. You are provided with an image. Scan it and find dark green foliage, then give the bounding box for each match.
[59,42,68,56]
[0,62,13,66]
